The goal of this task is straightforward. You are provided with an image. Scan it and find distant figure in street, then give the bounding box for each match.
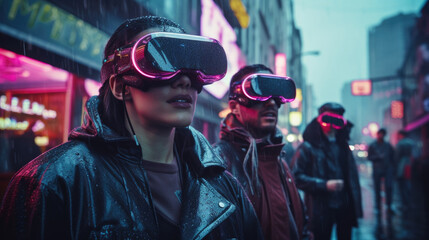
[395,130,416,213]
[292,102,362,240]
[213,64,312,240]
[368,128,395,214]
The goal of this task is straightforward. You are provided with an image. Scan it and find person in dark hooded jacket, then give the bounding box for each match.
[213,64,312,240]
[0,16,263,240]
[291,103,362,240]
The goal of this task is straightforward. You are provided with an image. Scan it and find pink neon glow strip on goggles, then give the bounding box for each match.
[103,32,227,85]
[317,112,347,129]
[237,73,296,103]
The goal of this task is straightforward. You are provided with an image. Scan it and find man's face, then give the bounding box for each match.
[319,120,334,135]
[230,71,280,138]
[229,70,286,138]
[233,99,279,138]
[377,132,385,141]
[317,111,345,135]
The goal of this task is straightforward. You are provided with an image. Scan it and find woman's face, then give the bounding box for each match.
[123,27,198,129]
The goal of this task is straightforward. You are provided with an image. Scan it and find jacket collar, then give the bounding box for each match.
[181,178,236,240]
[175,125,227,173]
[69,96,226,171]
[69,96,132,143]
[175,128,234,239]
[219,113,283,147]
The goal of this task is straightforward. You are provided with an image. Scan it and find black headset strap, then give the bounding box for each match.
[122,84,139,146]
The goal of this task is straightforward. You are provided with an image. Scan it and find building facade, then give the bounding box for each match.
[0,0,301,178]
[341,13,418,145]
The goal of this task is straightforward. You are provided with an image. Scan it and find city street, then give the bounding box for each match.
[1,0,428,239]
[333,160,427,240]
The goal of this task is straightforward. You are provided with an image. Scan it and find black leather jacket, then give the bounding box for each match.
[0,96,263,240]
[291,119,363,227]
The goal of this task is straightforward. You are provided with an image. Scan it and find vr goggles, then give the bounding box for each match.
[230,73,296,105]
[317,112,347,129]
[102,32,227,89]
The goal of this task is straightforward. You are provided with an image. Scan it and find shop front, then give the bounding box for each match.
[0,0,113,198]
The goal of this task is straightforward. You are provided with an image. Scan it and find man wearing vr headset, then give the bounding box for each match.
[291,103,362,240]
[213,64,312,240]
[0,16,263,240]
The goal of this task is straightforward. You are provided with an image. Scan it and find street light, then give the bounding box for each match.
[287,50,320,135]
[290,50,320,65]
[289,50,320,78]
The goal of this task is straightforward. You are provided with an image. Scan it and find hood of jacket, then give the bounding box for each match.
[219,113,284,195]
[69,96,226,173]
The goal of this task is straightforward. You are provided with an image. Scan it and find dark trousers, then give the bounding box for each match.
[373,169,393,209]
[397,178,411,211]
[312,208,352,240]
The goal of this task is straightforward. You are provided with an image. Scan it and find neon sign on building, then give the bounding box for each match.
[200,0,246,99]
[351,80,372,96]
[0,117,28,130]
[275,53,287,77]
[0,95,57,119]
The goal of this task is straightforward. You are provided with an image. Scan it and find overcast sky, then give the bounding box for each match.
[294,0,426,112]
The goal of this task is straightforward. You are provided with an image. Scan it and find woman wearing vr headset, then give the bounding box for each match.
[213,64,312,240]
[291,103,362,240]
[0,16,263,240]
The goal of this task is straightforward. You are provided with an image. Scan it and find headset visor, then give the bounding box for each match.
[318,112,347,129]
[104,32,227,84]
[241,74,296,103]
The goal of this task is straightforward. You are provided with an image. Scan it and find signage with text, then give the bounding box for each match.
[391,100,403,119]
[0,0,109,69]
[351,79,372,96]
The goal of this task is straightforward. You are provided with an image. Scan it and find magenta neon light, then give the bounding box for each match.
[317,112,347,129]
[130,34,178,80]
[128,32,225,82]
[200,0,244,99]
[275,53,287,77]
[241,73,294,103]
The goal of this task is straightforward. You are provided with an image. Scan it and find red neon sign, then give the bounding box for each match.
[391,100,403,119]
[351,80,372,96]
[275,53,287,77]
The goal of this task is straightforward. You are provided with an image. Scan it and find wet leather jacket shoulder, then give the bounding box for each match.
[0,96,263,240]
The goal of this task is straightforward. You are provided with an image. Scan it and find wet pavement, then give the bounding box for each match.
[331,160,428,240]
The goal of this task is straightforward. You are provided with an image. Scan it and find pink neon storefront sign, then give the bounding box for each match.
[200,0,246,99]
